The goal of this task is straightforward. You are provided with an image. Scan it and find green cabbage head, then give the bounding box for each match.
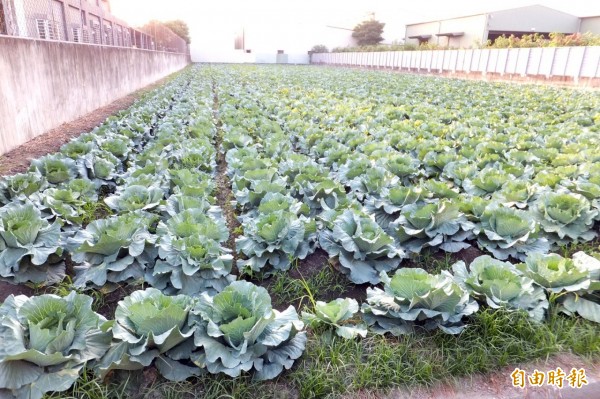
[97,288,200,381]
[517,253,591,293]
[534,192,598,246]
[361,269,478,335]
[0,292,111,399]
[191,281,306,380]
[453,256,548,322]
[0,203,64,284]
[302,298,367,339]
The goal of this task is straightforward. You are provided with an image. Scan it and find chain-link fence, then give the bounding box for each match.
[0,0,188,53]
[140,22,188,53]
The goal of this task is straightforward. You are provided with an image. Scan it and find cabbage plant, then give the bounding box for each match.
[452,256,548,321]
[0,171,47,206]
[364,186,429,229]
[293,177,347,215]
[319,209,404,284]
[169,169,216,198]
[491,180,537,209]
[31,179,97,227]
[104,185,164,213]
[474,205,549,261]
[463,168,511,197]
[361,269,478,335]
[236,209,314,275]
[533,191,598,246]
[0,292,111,399]
[148,208,234,295]
[191,281,307,380]
[389,199,474,254]
[0,203,65,284]
[554,252,600,324]
[78,150,122,187]
[517,252,592,293]
[97,288,201,381]
[302,298,367,339]
[29,154,78,185]
[68,213,157,288]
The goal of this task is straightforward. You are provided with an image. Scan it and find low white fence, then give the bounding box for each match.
[311,47,600,82]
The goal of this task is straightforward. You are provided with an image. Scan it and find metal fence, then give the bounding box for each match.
[312,46,600,83]
[0,0,188,53]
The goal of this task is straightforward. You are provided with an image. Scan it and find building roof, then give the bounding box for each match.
[406,4,578,26]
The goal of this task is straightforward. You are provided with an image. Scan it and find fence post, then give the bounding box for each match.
[521,48,530,77]
[547,47,556,78]
[575,46,586,85]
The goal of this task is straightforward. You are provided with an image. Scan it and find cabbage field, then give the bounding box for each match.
[1,65,600,398]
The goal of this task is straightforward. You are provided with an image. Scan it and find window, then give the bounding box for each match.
[277,49,284,54]
[72,27,82,42]
[36,19,62,40]
[89,18,100,44]
[245,49,252,53]
[0,4,7,35]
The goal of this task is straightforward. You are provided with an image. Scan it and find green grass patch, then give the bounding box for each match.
[45,307,599,399]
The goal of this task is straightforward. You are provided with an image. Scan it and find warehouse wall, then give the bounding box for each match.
[580,17,600,35]
[487,5,579,34]
[0,36,189,154]
[405,15,487,49]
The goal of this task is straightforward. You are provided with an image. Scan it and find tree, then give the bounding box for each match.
[352,20,385,46]
[163,20,191,44]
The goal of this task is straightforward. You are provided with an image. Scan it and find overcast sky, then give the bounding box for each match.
[110,0,600,56]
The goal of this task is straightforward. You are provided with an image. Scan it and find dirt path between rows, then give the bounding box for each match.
[0,71,183,177]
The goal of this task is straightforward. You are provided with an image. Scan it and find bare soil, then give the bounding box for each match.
[211,81,241,269]
[0,281,34,302]
[294,248,368,303]
[0,74,177,177]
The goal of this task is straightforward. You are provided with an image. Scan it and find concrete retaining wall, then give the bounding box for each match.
[0,36,189,154]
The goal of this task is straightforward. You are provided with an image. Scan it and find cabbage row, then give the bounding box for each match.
[2,251,599,398]
[0,281,306,398]
[0,68,236,295]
